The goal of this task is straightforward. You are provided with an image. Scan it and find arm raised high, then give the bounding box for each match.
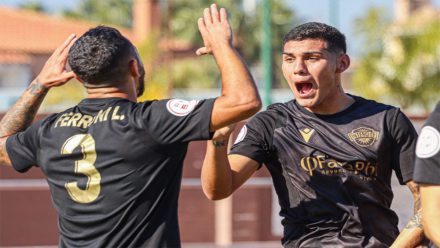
[196,4,261,132]
[0,34,77,166]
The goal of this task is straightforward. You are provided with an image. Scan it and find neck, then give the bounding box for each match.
[306,88,354,115]
[86,86,137,102]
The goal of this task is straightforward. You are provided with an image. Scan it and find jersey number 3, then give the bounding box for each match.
[61,134,101,203]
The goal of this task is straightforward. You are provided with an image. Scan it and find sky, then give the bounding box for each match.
[1,0,440,57]
[290,0,440,56]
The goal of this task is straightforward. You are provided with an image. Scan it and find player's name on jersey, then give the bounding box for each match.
[54,106,125,128]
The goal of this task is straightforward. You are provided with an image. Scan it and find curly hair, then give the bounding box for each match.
[68,26,135,87]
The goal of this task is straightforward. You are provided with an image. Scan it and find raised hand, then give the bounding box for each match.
[0,34,78,142]
[196,4,233,56]
[35,34,77,88]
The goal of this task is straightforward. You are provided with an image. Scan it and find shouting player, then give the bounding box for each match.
[201,22,426,247]
[0,4,260,247]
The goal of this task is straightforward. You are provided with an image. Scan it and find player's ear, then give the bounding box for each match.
[129,59,140,78]
[336,53,350,73]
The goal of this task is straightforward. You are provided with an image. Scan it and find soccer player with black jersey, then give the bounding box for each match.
[0,4,261,247]
[413,102,440,246]
[202,22,426,247]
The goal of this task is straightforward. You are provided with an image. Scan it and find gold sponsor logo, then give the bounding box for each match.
[299,155,377,180]
[300,127,315,143]
[348,127,379,147]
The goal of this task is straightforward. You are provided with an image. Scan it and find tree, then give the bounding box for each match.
[353,8,440,112]
[59,0,297,99]
[169,0,297,88]
[63,0,132,28]
[19,1,46,12]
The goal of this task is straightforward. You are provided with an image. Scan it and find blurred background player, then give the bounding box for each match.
[413,102,440,247]
[0,4,260,247]
[201,22,426,247]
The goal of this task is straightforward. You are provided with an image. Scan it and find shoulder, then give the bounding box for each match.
[415,103,440,159]
[249,101,292,126]
[136,99,158,108]
[425,102,440,128]
[240,101,294,137]
[351,95,396,112]
[350,95,407,126]
[267,100,296,112]
[266,100,297,119]
[137,98,209,112]
[39,111,71,127]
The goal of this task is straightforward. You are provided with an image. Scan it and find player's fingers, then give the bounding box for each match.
[62,37,77,56]
[210,4,220,23]
[53,34,76,56]
[51,71,75,85]
[198,17,208,37]
[196,47,211,56]
[203,7,212,26]
[59,37,77,64]
[220,8,228,24]
[61,34,76,51]
[61,71,76,80]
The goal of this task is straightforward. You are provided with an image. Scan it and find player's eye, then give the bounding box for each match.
[306,56,320,61]
[283,56,294,63]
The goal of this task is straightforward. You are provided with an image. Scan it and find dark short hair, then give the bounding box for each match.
[68,26,135,87]
[283,22,346,53]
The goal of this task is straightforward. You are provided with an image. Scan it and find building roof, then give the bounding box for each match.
[0,51,31,64]
[0,6,133,54]
[0,6,193,65]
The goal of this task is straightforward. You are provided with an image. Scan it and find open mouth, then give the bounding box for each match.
[295,82,313,95]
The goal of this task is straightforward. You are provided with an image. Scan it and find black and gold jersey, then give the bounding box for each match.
[230,95,417,248]
[6,97,214,248]
[414,102,440,184]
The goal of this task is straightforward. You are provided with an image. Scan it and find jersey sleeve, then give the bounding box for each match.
[141,98,215,144]
[387,109,418,184]
[413,104,440,184]
[5,119,43,173]
[229,111,277,167]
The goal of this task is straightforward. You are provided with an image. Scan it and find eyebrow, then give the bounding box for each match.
[282,51,325,56]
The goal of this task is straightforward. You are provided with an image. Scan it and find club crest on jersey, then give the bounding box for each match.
[166,99,199,117]
[348,127,379,147]
[300,127,315,143]
[416,126,440,158]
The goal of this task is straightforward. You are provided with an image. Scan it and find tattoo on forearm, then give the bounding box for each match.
[414,195,421,214]
[28,81,46,95]
[0,81,47,138]
[403,181,424,231]
[407,181,421,212]
[405,212,423,229]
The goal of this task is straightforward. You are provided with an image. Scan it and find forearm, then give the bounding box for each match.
[0,34,75,166]
[211,45,261,130]
[0,80,48,165]
[214,45,256,102]
[0,80,48,138]
[391,212,424,248]
[201,140,234,200]
[391,181,426,248]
